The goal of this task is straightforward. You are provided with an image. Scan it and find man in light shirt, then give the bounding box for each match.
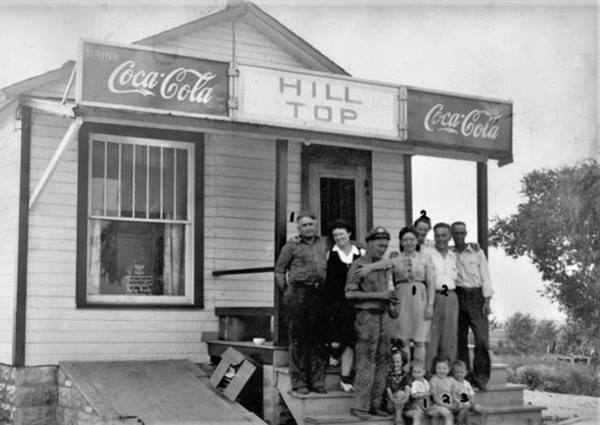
[451,221,493,391]
[425,223,459,375]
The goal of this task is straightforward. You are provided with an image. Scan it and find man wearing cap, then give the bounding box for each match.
[425,222,459,374]
[345,227,396,419]
[275,212,328,395]
[451,221,493,390]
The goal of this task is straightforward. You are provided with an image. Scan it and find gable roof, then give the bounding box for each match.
[135,1,348,75]
[0,1,348,111]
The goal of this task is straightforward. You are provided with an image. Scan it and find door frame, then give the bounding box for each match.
[301,144,373,244]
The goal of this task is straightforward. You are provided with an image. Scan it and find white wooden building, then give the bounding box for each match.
[0,0,511,370]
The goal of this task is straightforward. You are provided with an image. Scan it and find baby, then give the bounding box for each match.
[451,360,481,425]
[385,347,411,425]
[428,357,455,425]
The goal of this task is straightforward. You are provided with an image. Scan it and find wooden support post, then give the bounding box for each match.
[274,139,288,346]
[14,106,31,367]
[404,154,413,225]
[477,161,489,257]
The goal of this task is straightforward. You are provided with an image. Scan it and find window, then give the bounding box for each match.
[77,124,203,307]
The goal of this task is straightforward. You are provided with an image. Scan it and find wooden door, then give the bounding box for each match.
[308,163,367,244]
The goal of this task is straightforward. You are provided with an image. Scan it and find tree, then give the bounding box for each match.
[533,319,558,353]
[490,161,600,351]
[505,312,537,354]
[557,318,597,357]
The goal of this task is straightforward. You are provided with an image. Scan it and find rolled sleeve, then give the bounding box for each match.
[345,262,362,294]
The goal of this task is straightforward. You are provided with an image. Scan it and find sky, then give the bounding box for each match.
[0,0,598,321]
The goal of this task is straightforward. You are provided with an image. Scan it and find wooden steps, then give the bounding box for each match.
[275,364,544,425]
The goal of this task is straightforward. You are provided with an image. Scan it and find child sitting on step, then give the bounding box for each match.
[403,359,431,425]
[428,357,455,425]
[451,360,481,425]
[385,347,411,425]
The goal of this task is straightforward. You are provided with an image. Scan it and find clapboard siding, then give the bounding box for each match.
[0,113,20,364]
[157,20,310,69]
[372,151,406,252]
[25,113,215,365]
[204,134,275,309]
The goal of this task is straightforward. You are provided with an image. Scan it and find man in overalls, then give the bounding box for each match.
[345,227,396,419]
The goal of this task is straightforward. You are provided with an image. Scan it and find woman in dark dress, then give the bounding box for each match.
[325,220,365,392]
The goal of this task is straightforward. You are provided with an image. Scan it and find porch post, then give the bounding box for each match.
[476,161,489,257]
[403,154,413,225]
[274,139,288,346]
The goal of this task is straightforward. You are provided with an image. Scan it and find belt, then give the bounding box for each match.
[292,281,323,289]
[456,286,482,292]
[435,288,455,294]
[395,280,425,285]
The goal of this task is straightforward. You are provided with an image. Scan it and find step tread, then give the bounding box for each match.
[477,383,527,392]
[277,364,509,373]
[289,389,352,399]
[304,413,392,424]
[477,404,546,414]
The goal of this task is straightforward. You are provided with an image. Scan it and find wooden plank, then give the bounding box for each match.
[28,342,207,356]
[27,318,216,333]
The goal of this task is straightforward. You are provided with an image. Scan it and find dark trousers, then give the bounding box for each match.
[456,287,491,388]
[285,284,328,390]
[353,309,390,413]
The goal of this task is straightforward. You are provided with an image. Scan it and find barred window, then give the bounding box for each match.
[86,134,194,304]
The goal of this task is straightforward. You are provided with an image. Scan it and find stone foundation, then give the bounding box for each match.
[0,364,58,425]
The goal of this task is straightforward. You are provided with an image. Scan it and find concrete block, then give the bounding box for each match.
[0,364,14,383]
[13,385,58,407]
[14,366,57,386]
[12,405,57,425]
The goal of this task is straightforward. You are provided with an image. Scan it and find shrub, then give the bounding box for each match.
[510,363,600,397]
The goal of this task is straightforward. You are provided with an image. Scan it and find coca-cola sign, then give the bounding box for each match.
[407,89,512,158]
[78,40,229,117]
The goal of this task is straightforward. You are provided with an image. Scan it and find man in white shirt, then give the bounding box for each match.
[425,223,459,375]
[451,221,493,390]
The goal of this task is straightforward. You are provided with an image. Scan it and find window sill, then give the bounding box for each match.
[76,302,204,309]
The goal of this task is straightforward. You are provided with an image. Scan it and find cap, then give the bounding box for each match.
[366,226,390,242]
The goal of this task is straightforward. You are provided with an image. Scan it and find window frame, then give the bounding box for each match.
[76,123,204,309]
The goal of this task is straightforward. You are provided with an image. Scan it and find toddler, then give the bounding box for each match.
[452,360,481,425]
[403,359,430,425]
[428,357,455,425]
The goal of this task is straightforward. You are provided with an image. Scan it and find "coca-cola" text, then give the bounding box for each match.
[424,103,501,140]
[107,60,217,104]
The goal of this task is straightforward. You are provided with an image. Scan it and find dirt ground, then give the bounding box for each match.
[523,390,599,424]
